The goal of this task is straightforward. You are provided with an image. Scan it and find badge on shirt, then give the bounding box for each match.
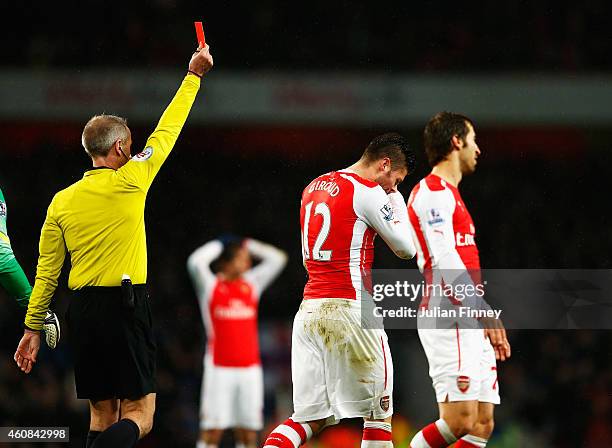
[380,203,394,222]
[0,202,6,218]
[132,146,154,162]
[427,208,444,226]
[380,395,390,412]
[457,375,471,393]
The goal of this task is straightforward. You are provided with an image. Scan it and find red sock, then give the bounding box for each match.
[410,419,456,448]
[262,418,313,448]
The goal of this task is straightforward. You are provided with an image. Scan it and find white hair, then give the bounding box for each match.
[81,114,129,158]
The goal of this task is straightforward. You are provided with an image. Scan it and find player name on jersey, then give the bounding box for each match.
[301,169,414,301]
[308,179,341,197]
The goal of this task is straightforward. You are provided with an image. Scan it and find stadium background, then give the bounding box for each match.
[1,2,611,447]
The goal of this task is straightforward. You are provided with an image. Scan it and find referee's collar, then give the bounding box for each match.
[84,166,114,176]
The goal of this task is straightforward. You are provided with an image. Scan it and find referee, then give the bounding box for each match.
[14,44,213,447]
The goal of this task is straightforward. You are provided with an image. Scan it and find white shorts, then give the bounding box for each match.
[418,327,500,404]
[291,299,393,423]
[200,354,263,430]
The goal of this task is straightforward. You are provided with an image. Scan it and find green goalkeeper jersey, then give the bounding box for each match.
[0,187,13,255]
[0,187,32,307]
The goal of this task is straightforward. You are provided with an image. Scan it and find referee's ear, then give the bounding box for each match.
[114,138,132,167]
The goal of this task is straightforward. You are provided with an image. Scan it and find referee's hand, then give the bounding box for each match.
[189,44,213,77]
[14,330,40,374]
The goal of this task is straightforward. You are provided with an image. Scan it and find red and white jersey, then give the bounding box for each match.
[407,174,481,308]
[187,239,287,367]
[300,169,415,301]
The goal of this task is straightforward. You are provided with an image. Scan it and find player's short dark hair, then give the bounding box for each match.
[82,114,129,159]
[213,240,244,272]
[361,132,416,173]
[424,112,474,167]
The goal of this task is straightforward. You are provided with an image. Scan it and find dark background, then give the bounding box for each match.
[4,1,612,72]
[1,2,611,447]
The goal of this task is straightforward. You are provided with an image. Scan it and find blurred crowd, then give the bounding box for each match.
[0,127,610,447]
[5,0,612,72]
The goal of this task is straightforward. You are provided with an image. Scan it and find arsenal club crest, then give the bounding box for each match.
[457,375,471,393]
[380,395,390,412]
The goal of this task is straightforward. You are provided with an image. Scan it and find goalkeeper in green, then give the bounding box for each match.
[0,187,59,348]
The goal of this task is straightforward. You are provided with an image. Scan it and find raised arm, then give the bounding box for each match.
[118,45,214,192]
[187,239,223,302]
[244,239,288,295]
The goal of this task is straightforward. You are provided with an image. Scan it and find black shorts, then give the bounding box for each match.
[66,285,156,401]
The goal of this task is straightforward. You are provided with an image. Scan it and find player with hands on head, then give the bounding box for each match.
[407,112,510,448]
[14,39,213,448]
[188,236,288,448]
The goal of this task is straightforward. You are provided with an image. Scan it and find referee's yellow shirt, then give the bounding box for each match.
[26,73,201,330]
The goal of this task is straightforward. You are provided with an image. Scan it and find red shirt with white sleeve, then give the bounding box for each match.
[407,173,481,309]
[187,239,287,367]
[300,169,416,301]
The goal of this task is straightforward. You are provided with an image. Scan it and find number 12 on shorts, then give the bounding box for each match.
[303,201,332,261]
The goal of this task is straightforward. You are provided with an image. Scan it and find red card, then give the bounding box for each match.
[194,21,206,47]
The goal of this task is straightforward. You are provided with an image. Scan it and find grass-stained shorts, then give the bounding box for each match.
[291,298,393,423]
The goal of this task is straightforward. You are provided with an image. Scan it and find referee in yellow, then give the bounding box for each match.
[14,43,213,447]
